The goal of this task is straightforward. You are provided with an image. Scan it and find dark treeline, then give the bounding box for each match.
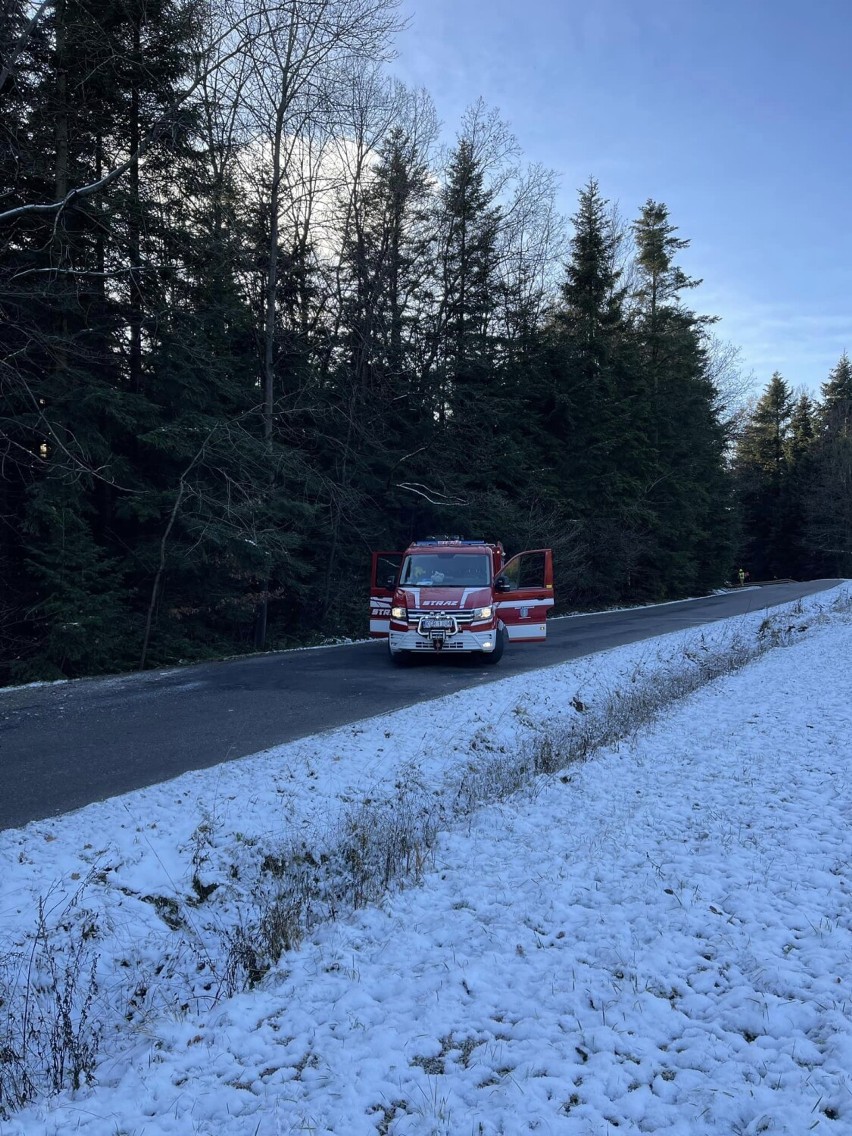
[0,0,795,684]
[734,360,852,582]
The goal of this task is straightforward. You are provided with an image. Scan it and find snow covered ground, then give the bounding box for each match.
[2,586,851,1135]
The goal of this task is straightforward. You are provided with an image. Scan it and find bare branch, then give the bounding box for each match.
[0,0,55,96]
[395,481,467,506]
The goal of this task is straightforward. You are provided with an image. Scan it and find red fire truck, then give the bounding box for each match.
[369,537,554,665]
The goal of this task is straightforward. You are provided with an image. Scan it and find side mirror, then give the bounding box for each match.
[385,575,397,588]
[494,575,511,592]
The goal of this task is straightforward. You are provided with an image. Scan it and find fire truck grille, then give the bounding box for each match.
[407,609,476,625]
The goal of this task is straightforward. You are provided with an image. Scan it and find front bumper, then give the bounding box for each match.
[389,627,498,653]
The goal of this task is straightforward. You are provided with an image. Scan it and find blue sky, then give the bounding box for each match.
[391,0,852,397]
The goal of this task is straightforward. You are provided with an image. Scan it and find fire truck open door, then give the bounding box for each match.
[369,551,404,637]
[495,549,554,641]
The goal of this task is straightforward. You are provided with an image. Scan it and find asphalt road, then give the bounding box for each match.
[0,579,843,831]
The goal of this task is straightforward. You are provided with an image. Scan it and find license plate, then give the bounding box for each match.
[421,617,453,630]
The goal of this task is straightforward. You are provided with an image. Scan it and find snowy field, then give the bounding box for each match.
[2,585,851,1134]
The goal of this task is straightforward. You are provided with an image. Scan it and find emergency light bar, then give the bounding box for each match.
[416,536,485,546]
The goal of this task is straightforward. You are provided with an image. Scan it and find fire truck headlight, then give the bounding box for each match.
[391,606,407,620]
[473,606,493,621]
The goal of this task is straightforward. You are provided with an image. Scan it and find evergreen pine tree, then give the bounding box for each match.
[783,392,817,578]
[527,179,650,603]
[734,373,795,578]
[625,200,732,596]
[435,135,502,441]
[804,355,852,576]
[818,351,852,431]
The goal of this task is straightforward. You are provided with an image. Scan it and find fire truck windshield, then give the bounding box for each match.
[400,554,491,588]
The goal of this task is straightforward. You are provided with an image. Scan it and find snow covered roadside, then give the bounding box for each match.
[2,586,851,1133]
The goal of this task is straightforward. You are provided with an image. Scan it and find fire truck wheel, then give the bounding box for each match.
[388,641,412,667]
[482,628,506,664]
